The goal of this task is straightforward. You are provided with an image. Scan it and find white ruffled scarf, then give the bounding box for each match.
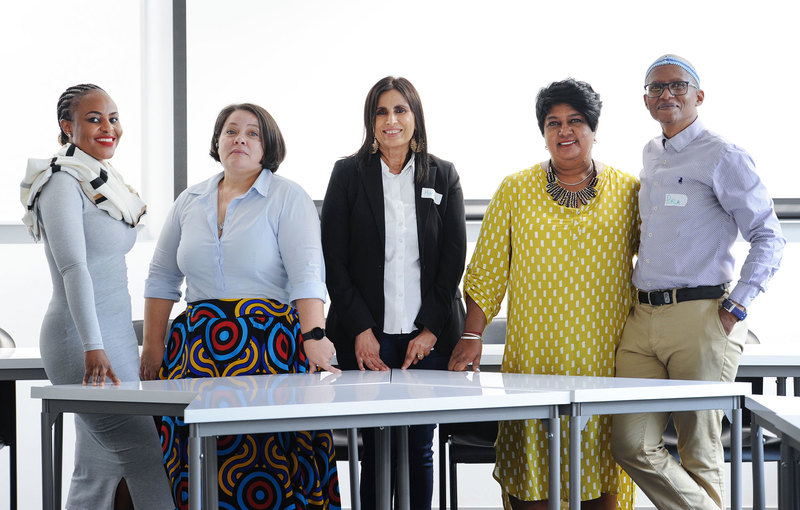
[20,143,146,241]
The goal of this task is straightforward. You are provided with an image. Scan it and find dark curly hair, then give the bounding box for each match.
[535,78,602,134]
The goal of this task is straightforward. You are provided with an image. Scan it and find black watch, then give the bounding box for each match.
[301,327,326,341]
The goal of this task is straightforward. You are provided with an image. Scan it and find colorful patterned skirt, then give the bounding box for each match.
[158,298,341,510]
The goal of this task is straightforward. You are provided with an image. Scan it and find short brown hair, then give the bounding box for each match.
[209,103,286,172]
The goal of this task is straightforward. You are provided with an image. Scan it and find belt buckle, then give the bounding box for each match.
[646,290,672,305]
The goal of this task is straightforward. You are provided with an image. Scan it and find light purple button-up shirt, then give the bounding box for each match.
[145,170,326,305]
[633,118,784,308]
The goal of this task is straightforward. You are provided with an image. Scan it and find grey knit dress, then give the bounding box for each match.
[37,171,173,509]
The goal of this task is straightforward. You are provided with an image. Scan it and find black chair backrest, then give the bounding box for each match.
[132,320,144,346]
[483,318,506,344]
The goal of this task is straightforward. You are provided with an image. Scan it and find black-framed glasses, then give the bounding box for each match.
[644,81,698,98]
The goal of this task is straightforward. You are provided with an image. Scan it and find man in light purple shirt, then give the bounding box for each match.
[611,54,785,510]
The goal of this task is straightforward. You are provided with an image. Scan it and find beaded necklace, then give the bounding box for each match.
[545,160,598,208]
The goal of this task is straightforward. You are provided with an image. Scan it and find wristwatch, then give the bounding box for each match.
[301,327,327,341]
[721,298,747,321]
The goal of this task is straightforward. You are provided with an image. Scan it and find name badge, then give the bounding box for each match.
[421,187,442,205]
[664,193,688,207]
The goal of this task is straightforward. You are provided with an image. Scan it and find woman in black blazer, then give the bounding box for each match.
[321,76,466,510]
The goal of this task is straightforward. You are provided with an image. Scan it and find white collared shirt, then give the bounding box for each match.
[380,156,421,333]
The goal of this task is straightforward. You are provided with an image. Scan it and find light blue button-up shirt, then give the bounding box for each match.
[145,170,326,305]
[633,119,784,307]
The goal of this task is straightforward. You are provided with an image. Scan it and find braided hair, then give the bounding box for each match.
[57,84,104,145]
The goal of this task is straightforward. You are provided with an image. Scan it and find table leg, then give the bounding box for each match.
[396,426,409,510]
[751,423,765,510]
[2,380,17,510]
[347,428,361,510]
[40,406,53,510]
[547,416,560,510]
[188,425,202,510]
[730,406,742,510]
[376,426,391,510]
[569,413,580,510]
[54,414,62,508]
[203,435,218,510]
[779,441,792,510]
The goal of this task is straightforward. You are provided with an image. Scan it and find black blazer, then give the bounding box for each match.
[321,153,466,367]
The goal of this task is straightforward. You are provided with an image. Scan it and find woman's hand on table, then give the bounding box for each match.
[304,337,341,374]
[354,328,389,371]
[401,327,437,369]
[139,341,165,381]
[447,337,482,372]
[84,349,121,386]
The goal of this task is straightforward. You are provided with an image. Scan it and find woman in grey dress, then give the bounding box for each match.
[20,84,173,509]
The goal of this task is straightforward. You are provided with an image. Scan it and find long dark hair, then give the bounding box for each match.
[355,76,429,183]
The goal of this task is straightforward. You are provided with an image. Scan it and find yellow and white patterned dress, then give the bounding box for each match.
[465,163,639,507]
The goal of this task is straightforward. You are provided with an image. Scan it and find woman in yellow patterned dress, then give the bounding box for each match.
[448,78,639,509]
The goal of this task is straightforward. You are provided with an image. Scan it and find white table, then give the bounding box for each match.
[32,369,749,510]
[481,343,800,379]
[735,344,800,396]
[746,395,800,510]
[394,370,750,510]
[32,370,568,510]
[32,378,201,510]
[0,348,47,510]
[182,370,569,510]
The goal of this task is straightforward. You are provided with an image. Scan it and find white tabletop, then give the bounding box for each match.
[0,347,44,369]
[0,347,46,380]
[480,343,800,376]
[183,370,569,427]
[746,395,800,452]
[392,368,751,404]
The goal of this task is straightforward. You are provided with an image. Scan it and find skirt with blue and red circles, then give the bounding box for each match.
[158,298,341,510]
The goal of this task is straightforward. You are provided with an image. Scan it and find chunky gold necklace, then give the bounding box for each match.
[545,160,598,208]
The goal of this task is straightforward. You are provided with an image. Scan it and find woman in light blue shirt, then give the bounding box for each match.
[141,103,341,510]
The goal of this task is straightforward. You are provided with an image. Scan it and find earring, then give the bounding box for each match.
[544,145,548,150]
[410,138,419,153]
[370,137,379,154]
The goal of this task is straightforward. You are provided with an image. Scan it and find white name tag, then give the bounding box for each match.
[421,187,442,205]
[664,193,688,207]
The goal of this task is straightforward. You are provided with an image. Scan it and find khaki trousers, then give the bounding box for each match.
[611,297,746,510]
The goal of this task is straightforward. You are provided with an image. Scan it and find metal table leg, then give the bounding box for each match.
[396,426,409,510]
[203,435,218,509]
[54,414,62,508]
[569,412,580,510]
[41,406,53,510]
[751,422,766,510]
[547,416,560,510]
[347,428,361,510]
[188,425,202,510]
[730,406,742,510]
[376,426,391,510]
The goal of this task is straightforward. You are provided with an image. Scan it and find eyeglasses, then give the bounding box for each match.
[644,81,698,98]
